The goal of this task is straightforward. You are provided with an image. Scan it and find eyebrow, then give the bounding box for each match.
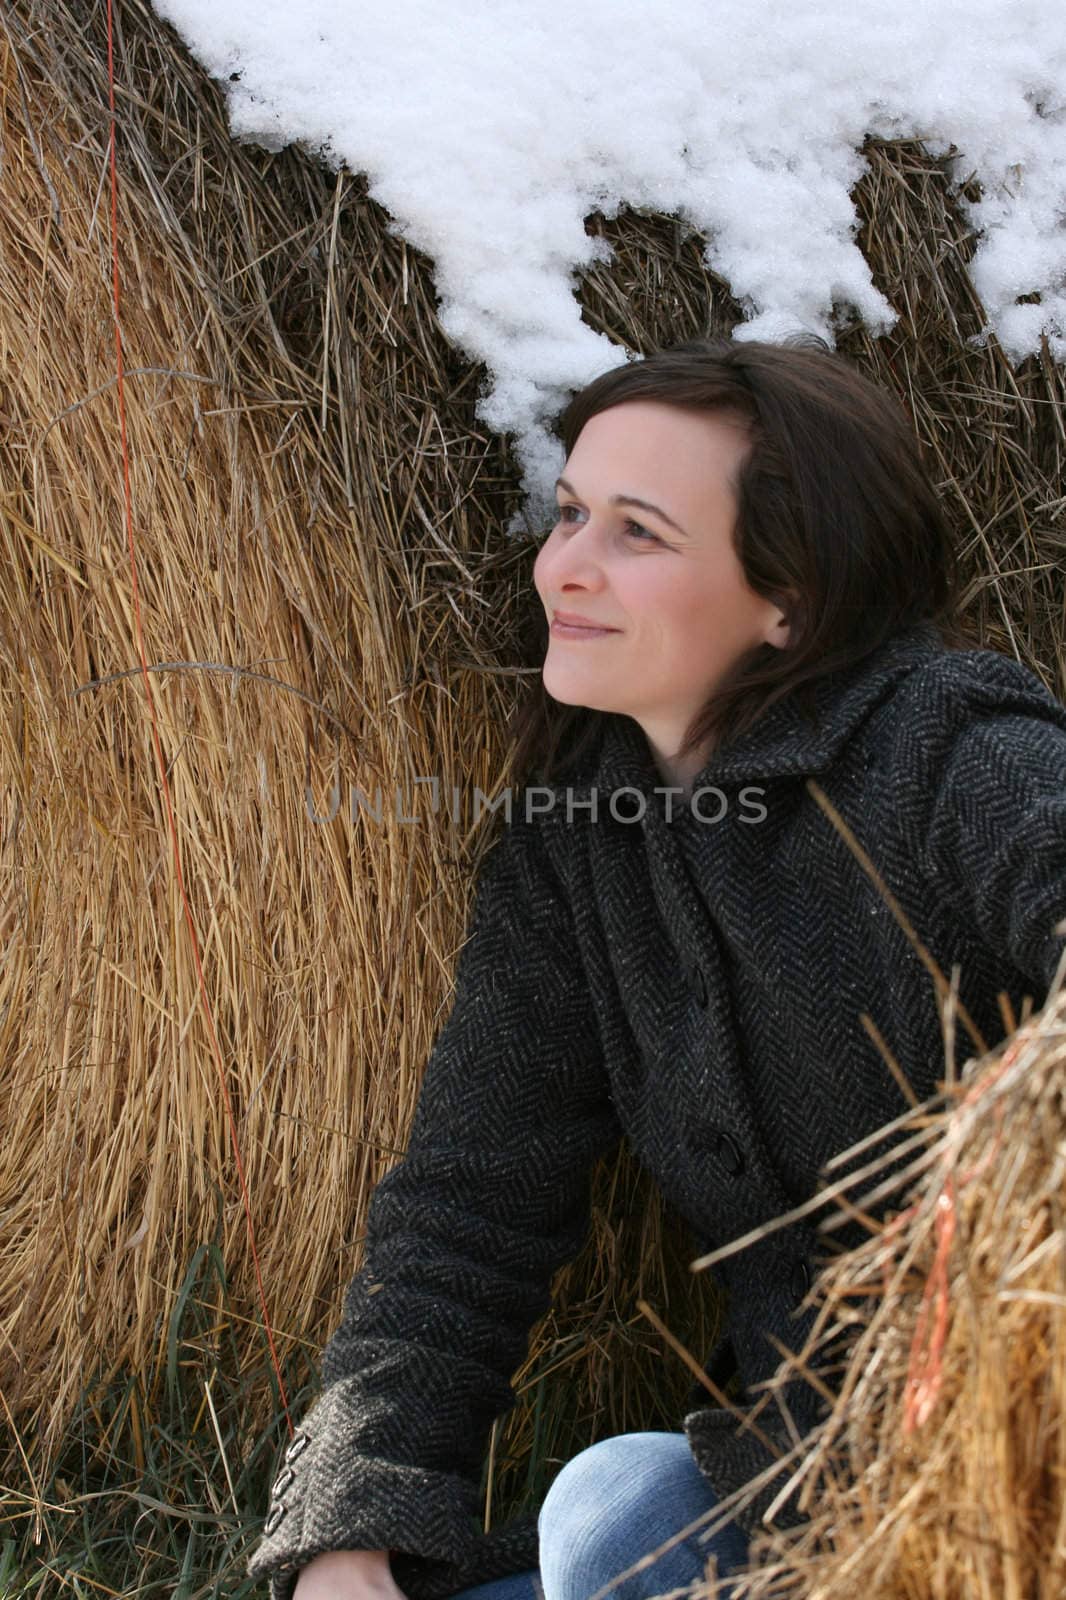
[554,476,689,538]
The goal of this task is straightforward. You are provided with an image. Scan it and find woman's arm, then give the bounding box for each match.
[249,806,622,1599]
[901,649,1066,998]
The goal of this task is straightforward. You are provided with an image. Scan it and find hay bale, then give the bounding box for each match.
[0,0,713,1497]
[1,1,1064,1580]
[685,978,1066,1600]
[0,0,523,1461]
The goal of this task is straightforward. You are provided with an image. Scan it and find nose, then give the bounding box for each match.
[535,516,608,595]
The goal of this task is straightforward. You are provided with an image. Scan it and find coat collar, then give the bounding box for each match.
[559,620,947,808]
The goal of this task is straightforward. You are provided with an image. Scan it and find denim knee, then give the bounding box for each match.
[538,1431,748,1600]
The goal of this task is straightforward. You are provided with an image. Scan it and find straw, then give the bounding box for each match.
[1,2,1064,1590]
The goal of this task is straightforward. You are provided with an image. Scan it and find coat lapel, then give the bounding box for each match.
[547,621,949,1226]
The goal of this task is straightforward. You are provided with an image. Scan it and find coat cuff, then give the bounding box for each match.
[247,1378,487,1595]
[252,1507,540,1600]
[682,1402,814,1542]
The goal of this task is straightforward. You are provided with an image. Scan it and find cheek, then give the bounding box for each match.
[634,572,707,645]
[638,570,756,677]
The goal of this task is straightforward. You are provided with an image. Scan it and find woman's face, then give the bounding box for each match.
[533,399,791,763]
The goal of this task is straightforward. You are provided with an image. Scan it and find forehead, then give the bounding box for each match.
[566,401,753,496]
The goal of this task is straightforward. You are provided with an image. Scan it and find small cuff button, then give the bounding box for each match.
[284,1431,310,1464]
[270,1466,295,1501]
[264,1502,287,1536]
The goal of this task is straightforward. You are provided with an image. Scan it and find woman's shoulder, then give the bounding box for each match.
[877,638,1066,742]
[873,638,1066,789]
[904,640,1066,713]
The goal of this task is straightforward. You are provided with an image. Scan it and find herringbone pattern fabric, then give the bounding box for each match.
[250,623,1066,1599]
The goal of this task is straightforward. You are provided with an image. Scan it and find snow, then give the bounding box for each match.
[151,0,1066,534]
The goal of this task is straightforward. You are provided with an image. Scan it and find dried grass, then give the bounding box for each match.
[0,0,712,1499]
[1,0,1064,1590]
[0,0,530,1465]
[682,980,1066,1600]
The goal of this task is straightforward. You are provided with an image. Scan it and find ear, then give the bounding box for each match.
[764,591,803,651]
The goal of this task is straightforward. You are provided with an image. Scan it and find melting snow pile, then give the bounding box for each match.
[153,0,1066,531]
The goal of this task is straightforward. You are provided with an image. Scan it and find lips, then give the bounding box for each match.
[552,611,620,631]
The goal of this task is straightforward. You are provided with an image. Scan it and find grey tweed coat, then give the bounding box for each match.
[249,621,1066,1600]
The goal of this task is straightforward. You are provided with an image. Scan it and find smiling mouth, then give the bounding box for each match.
[550,619,620,639]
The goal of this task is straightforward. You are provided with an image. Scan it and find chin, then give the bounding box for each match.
[542,669,615,715]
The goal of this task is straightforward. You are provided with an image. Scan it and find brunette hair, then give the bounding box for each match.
[505,332,969,788]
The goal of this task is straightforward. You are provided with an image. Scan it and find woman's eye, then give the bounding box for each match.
[554,505,659,543]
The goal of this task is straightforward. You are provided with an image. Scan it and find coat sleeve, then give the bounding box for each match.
[248,807,622,1598]
[902,651,1066,999]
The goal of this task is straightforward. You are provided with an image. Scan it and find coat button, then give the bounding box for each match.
[611,789,645,823]
[714,1130,744,1176]
[688,963,708,1008]
[790,1258,811,1305]
[285,1431,310,1464]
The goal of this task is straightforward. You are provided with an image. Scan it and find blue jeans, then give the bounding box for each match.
[449,1431,751,1600]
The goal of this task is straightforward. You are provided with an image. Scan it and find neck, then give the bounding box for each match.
[646,734,716,801]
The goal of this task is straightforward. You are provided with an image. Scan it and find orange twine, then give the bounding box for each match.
[902,1180,956,1433]
[899,1026,1032,1434]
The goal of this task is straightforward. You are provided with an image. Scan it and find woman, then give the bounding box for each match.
[249,336,1066,1600]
